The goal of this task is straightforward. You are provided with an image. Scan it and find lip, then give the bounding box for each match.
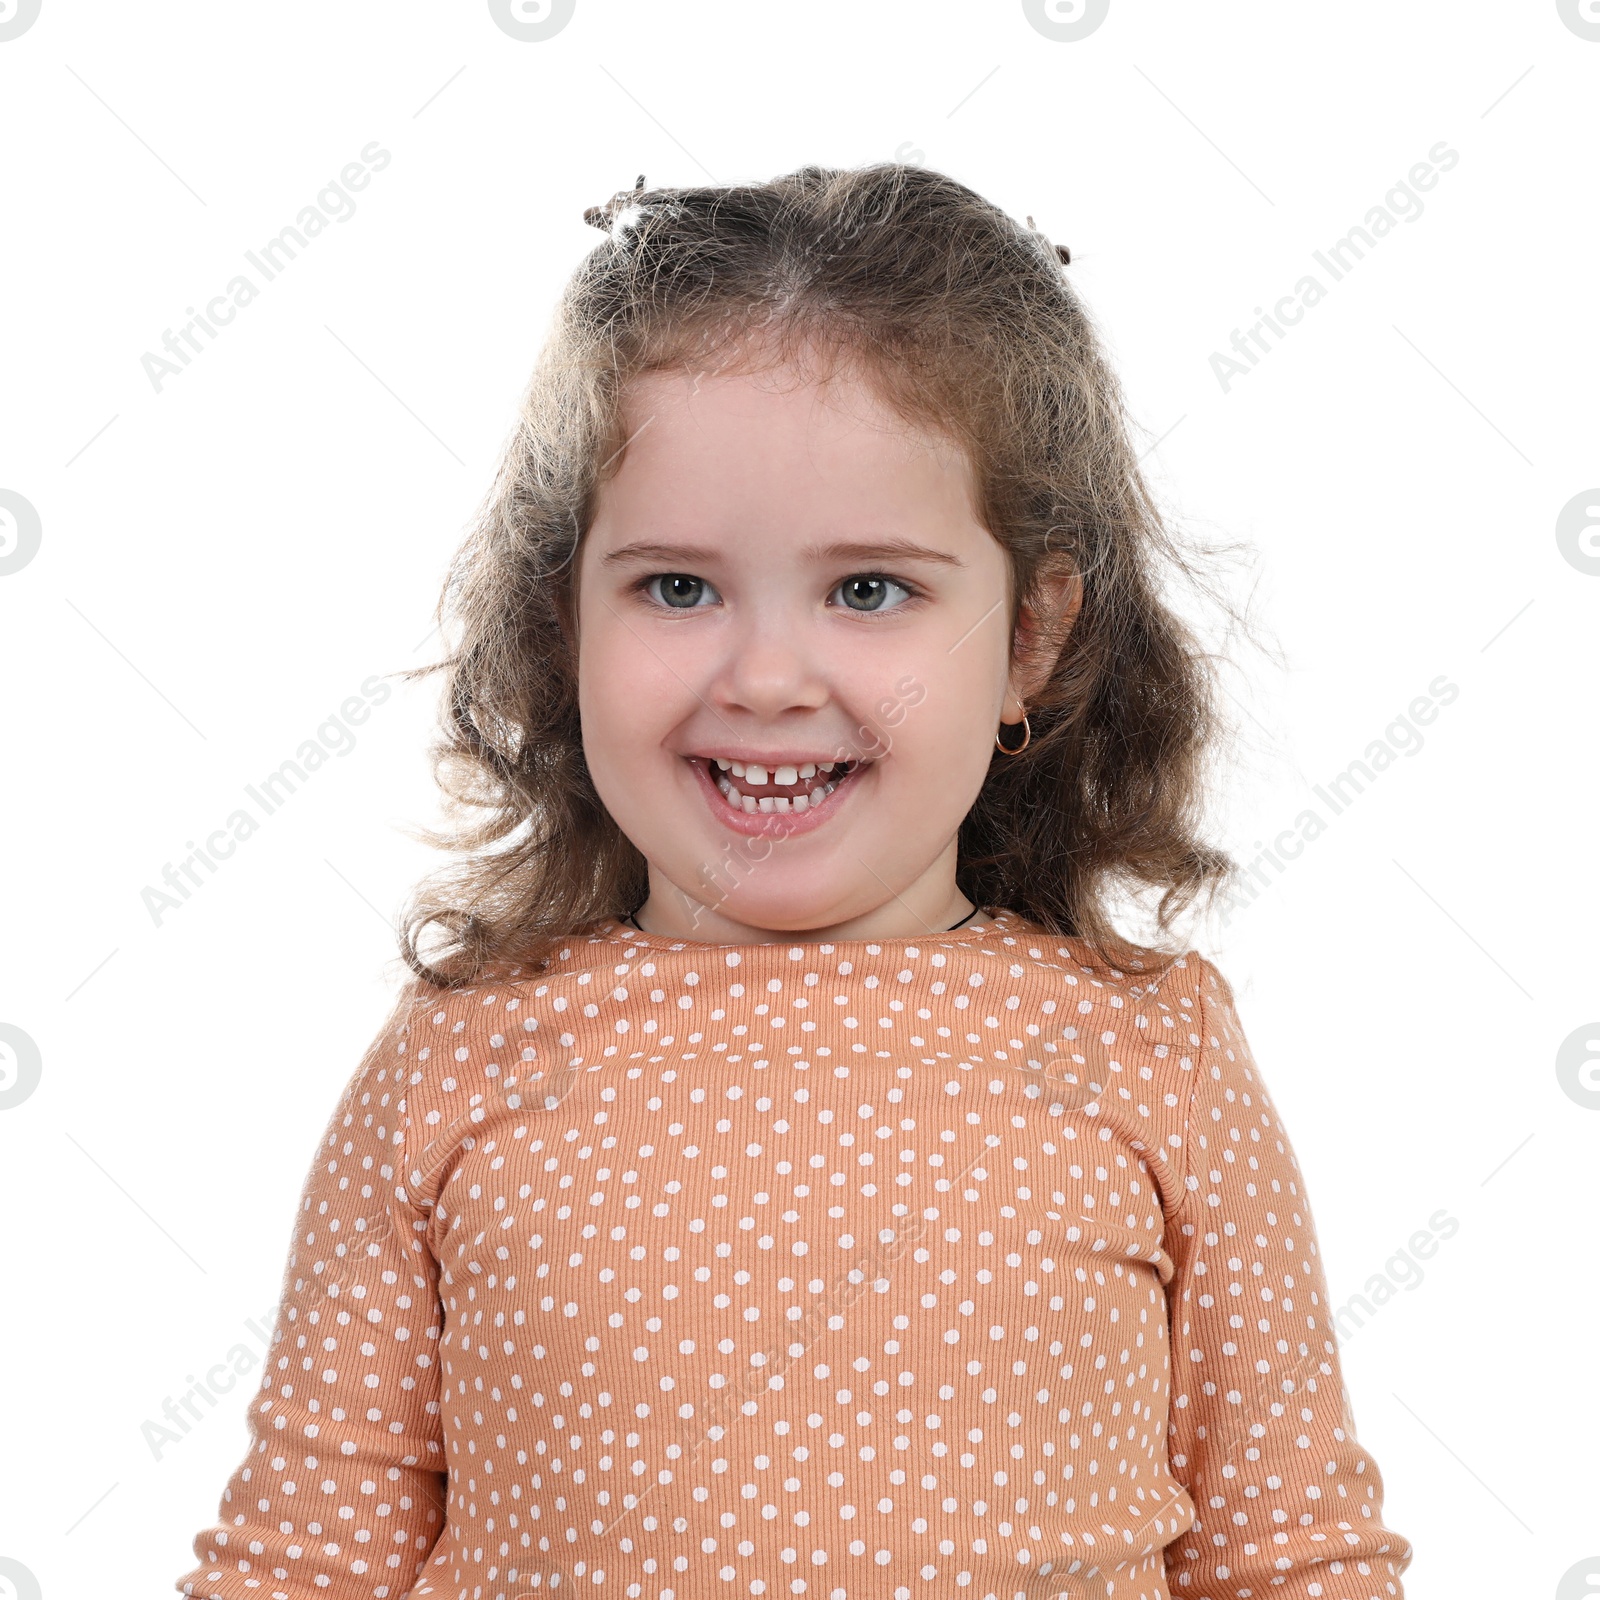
[684,753,869,838]
[688,752,858,770]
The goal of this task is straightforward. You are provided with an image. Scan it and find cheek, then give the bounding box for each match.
[862,663,996,766]
[577,623,640,748]
[577,620,683,760]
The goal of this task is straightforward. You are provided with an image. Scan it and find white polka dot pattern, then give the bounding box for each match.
[174,910,1412,1600]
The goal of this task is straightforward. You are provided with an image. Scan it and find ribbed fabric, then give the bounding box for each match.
[173,908,1412,1600]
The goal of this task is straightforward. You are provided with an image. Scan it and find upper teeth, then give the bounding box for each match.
[714,759,832,784]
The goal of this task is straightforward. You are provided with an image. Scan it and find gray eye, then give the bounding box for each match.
[836,575,910,612]
[651,574,711,608]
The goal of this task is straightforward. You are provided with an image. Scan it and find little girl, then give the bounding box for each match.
[173,165,1412,1600]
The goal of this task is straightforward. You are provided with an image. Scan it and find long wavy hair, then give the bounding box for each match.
[391,161,1260,988]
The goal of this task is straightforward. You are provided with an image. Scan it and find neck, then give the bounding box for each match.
[624,890,987,942]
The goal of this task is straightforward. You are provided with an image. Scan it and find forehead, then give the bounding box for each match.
[592,360,980,537]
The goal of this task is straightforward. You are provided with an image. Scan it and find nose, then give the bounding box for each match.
[706,600,831,719]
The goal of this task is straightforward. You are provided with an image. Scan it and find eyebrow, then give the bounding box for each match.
[598,537,966,569]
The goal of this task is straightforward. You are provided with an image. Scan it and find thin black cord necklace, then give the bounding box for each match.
[620,902,984,934]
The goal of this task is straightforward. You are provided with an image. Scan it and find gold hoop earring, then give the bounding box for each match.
[995,714,1031,755]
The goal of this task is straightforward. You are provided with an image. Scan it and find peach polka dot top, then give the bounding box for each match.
[172,908,1412,1600]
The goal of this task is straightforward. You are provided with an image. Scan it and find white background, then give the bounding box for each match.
[1,2,1596,1596]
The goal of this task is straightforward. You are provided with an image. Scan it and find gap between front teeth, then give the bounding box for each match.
[711,758,848,814]
[717,759,833,784]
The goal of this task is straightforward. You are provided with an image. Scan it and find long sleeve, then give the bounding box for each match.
[173,983,448,1600]
[1160,957,1414,1599]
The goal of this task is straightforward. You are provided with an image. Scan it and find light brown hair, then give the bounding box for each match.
[393,162,1255,987]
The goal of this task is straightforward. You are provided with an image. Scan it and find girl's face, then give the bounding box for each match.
[576,352,1065,943]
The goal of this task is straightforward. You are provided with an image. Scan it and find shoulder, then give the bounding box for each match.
[998,915,1221,1014]
[385,944,615,1061]
[1179,950,1247,1049]
[367,936,629,1145]
[391,925,640,1043]
[1165,950,1282,1125]
[1021,939,1250,1107]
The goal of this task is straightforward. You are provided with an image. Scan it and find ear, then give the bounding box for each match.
[1006,567,1081,712]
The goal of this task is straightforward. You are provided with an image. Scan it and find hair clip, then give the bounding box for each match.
[1025,214,1072,265]
[584,173,648,232]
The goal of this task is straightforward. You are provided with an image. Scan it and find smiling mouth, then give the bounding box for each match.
[687,755,867,815]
